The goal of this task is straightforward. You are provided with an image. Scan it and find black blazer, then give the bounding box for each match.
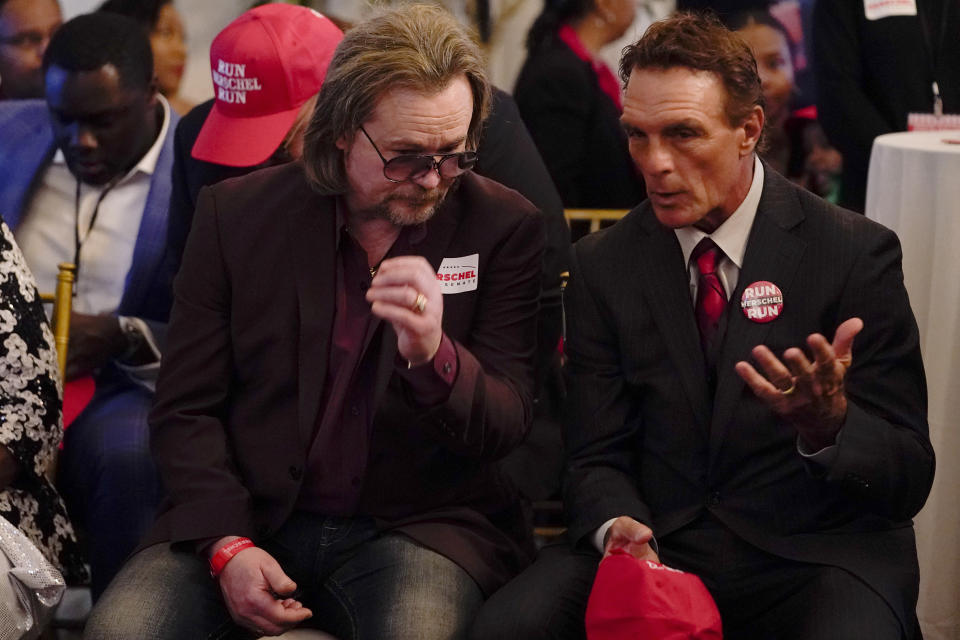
[146,164,544,595]
[563,166,934,633]
[813,0,960,211]
[514,33,644,209]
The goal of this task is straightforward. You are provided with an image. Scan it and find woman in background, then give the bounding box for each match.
[514,0,644,209]
[727,9,842,200]
[99,0,193,115]
[0,216,85,583]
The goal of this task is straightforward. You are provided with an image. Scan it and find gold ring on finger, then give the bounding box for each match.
[412,292,427,314]
[780,382,796,396]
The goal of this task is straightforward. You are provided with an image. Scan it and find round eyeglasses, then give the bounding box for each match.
[360,125,478,183]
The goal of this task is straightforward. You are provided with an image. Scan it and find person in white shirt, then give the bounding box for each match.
[0,11,181,599]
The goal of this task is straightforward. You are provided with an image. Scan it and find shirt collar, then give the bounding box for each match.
[52,94,171,182]
[334,195,429,251]
[674,155,764,270]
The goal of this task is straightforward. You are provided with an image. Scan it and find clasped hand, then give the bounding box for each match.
[603,516,660,564]
[366,256,443,366]
[65,312,126,380]
[734,317,863,451]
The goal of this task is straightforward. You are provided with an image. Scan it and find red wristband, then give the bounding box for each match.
[208,537,254,578]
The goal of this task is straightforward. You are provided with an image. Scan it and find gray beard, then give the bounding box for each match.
[365,176,462,227]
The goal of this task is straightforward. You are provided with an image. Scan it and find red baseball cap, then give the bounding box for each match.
[586,551,723,639]
[191,3,343,167]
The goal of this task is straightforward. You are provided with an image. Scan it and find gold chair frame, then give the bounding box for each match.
[38,263,76,377]
[563,208,630,234]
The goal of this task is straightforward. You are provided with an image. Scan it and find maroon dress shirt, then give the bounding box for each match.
[297,200,459,514]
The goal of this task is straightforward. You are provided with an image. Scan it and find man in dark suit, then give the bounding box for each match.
[86,5,543,639]
[473,12,933,640]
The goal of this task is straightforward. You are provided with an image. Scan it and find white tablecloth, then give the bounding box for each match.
[867,131,960,640]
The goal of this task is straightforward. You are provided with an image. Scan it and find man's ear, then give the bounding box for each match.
[146,75,160,106]
[740,105,764,156]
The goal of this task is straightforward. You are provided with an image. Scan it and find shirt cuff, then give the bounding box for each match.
[396,333,458,405]
[592,518,618,554]
[797,429,843,467]
[115,316,161,391]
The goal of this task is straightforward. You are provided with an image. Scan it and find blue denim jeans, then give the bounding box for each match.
[85,513,483,640]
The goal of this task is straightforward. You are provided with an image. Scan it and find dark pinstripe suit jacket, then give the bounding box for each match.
[562,165,934,631]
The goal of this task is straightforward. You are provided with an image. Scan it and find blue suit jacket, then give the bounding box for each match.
[0,99,179,325]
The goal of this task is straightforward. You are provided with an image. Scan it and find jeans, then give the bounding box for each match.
[85,513,483,640]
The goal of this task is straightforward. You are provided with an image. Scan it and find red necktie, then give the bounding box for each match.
[692,238,726,353]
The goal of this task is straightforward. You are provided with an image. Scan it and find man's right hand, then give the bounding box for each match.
[215,542,312,636]
[603,516,660,564]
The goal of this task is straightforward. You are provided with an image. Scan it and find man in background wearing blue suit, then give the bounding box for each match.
[0,12,179,599]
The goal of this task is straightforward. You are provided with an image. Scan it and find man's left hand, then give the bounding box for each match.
[367,256,443,366]
[734,317,863,451]
[65,312,126,380]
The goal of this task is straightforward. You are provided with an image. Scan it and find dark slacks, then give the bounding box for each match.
[58,372,162,599]
[471,523,909,640]
[85,512,483,640]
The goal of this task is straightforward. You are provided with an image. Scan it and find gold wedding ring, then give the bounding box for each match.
[780,382,796,396]
[412,292,427,314]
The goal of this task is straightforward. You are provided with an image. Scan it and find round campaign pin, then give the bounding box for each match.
[740,281,783,323]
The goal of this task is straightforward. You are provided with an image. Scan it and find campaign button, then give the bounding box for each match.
[740,281,783,323]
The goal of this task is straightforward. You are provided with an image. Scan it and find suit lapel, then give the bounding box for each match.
[635,211,712,433]
[288,191,337,447]
[119,111,180,315]
[708,171,806,473]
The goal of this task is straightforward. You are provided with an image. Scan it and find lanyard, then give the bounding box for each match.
[917,0,953,115]
[73,176,120,291]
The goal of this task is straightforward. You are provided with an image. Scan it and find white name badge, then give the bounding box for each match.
[864,0,916,20]
[436,254,479,294]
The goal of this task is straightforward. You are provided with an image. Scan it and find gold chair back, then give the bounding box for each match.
[563,208,630,234]
[38,263,76,378]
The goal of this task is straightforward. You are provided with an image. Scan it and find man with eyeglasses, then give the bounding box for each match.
[87,5,544,639]
[0,0,60,100]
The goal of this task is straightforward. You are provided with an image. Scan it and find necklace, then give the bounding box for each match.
[369,266,378,278]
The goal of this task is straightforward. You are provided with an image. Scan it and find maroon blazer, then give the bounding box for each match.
[145,162,544,594]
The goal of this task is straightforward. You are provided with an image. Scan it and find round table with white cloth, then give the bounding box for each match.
[866,130,960,640]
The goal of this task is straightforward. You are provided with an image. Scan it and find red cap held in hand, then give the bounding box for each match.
[586,550,723,639]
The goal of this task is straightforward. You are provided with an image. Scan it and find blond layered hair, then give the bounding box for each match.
[302,4,491,194]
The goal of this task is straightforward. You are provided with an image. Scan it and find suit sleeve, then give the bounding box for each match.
[476,88,570,390]
[562,242,653,546]
[515,57,595,207]
[812,0,894,168]
[407,208,545,462]
[822,224,934,521]
[148,187,255,544]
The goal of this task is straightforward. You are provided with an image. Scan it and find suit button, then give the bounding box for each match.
[288,465,302,480]
[350,405,360,416]
[707,491,721,507]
